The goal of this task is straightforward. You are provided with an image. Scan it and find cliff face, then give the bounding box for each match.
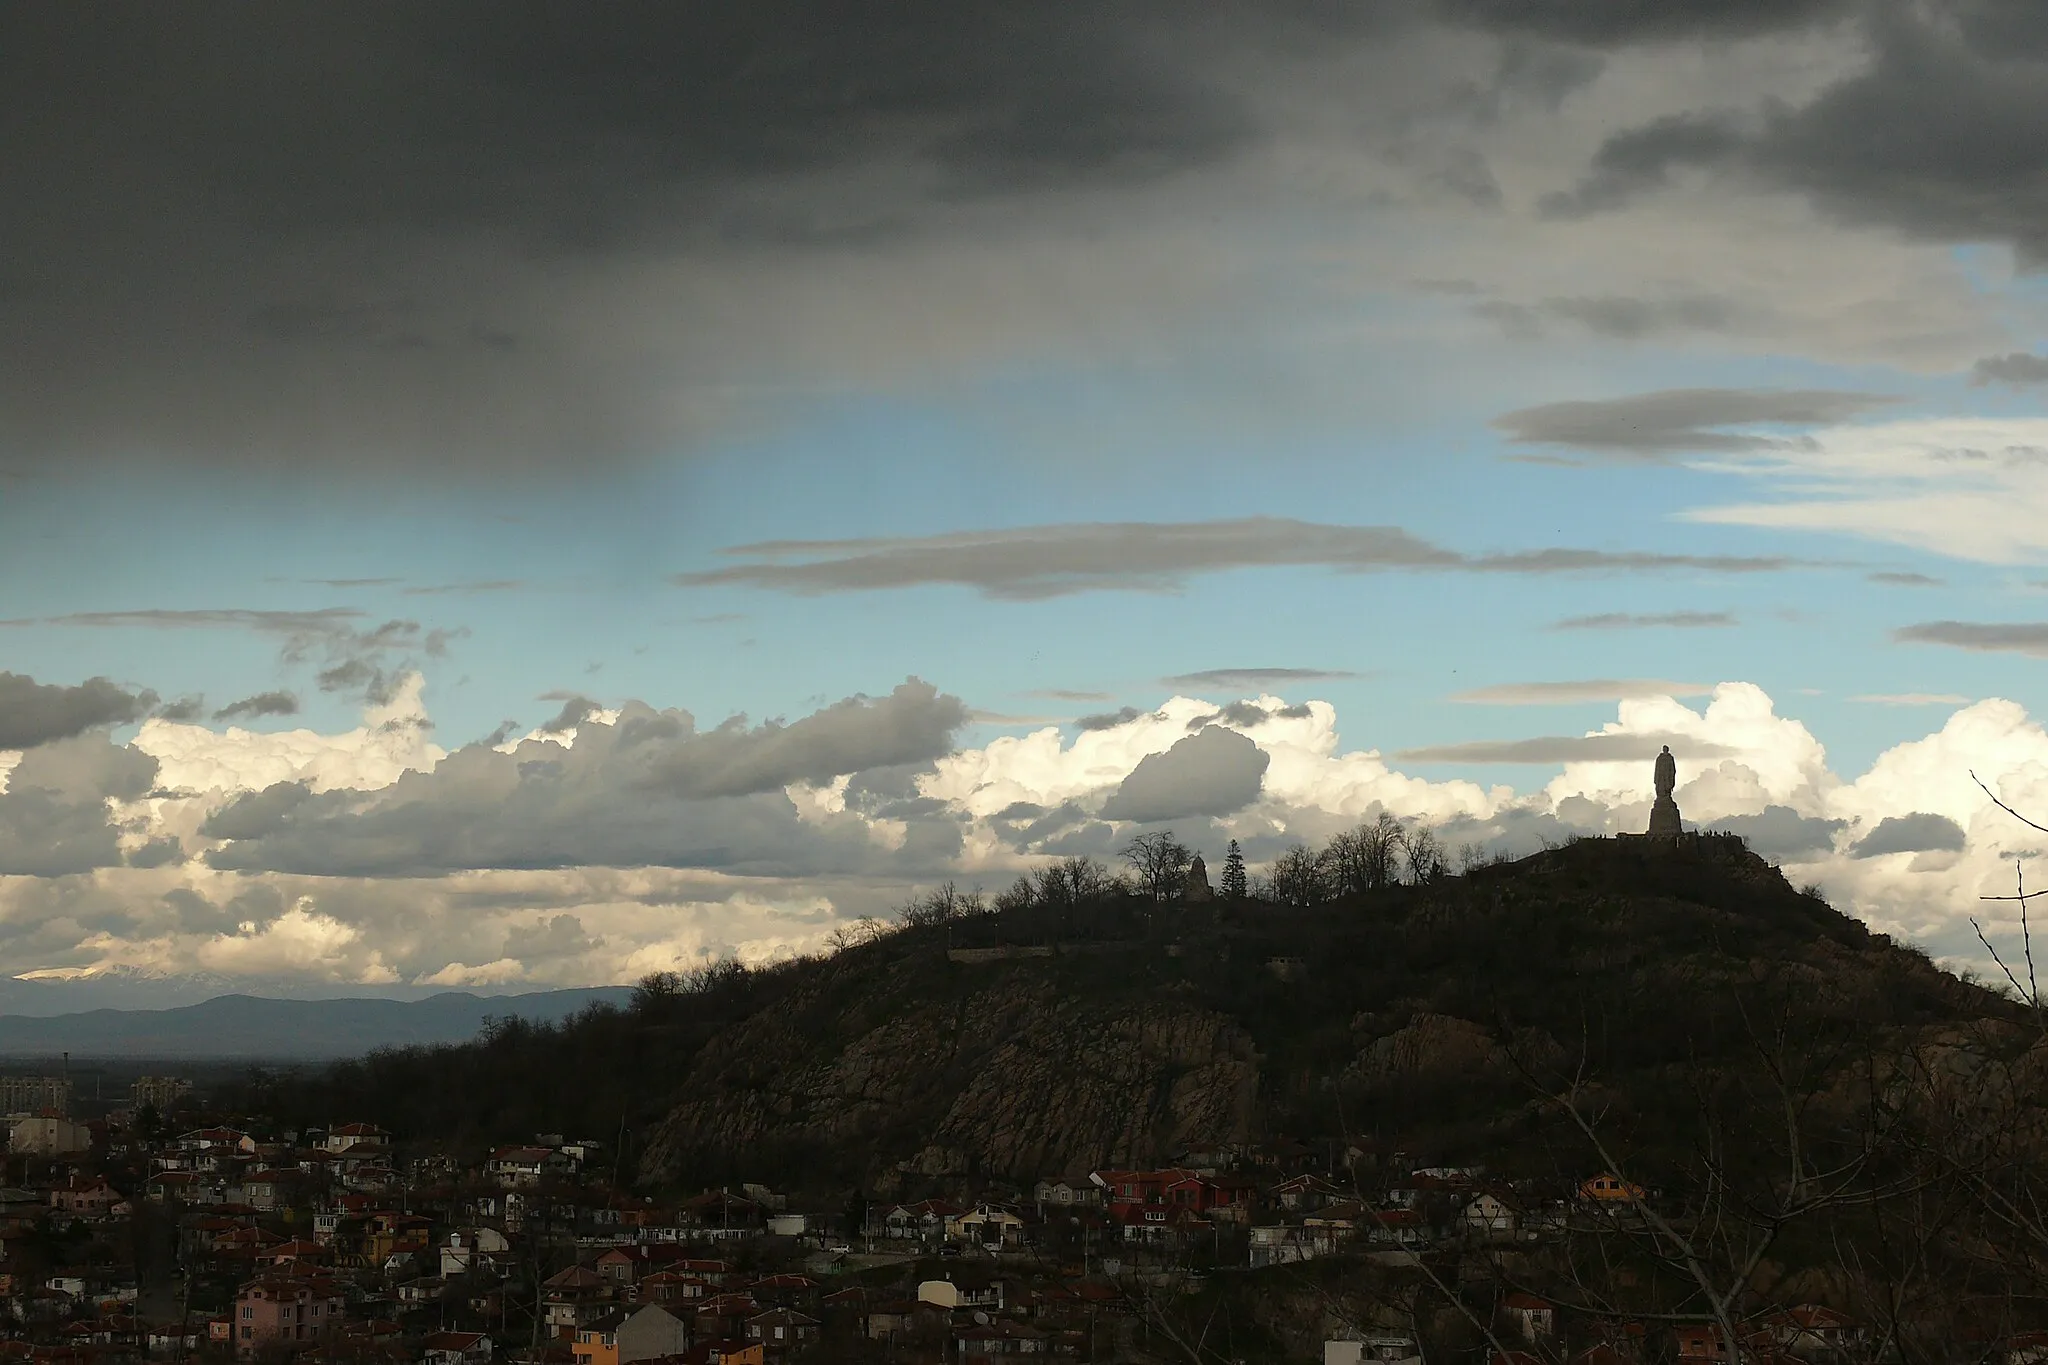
[636,968,1259,1189]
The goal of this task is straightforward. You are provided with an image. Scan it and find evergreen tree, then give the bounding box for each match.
[1220,839,1248,899]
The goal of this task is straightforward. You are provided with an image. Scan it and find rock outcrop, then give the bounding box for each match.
[637,970,1258,1187]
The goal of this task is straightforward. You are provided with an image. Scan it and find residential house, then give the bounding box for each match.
[1248,1222,1315,1268]
[876,1200,962,1243]
[917,1274,1002,1313]
[421,1332,492,1365]
[1762,1306,1865,1359]
[748,1309,820,1360]
[545,1265,617,1335]
[1274,1175,1344,1212]
[640,1272,714,1308]
[1031,1180,1099,1210]
[9,1114,91,1156]
[952,1319,1048,1363]
[242,1169,304,1213]
[747,1275,819,1309]
[948,1204,1028,1247]
[1362,1208,1432,1249]
[1579,1173,1647,1204]
[1502,1294,1554,1343]
[1676,1325,1732,1364]
[233,1277,342,1356]
[1462,1192,1519,1240]
[48,1178,120,1218]
[574,1305,691,1365]
[490,1145,573,1188]
[441,1228,511,1278]
[1326,1337,1422,1365]
[323,1123,388,1154]
[179,1127,256,1155]
[696,1294,761,1343]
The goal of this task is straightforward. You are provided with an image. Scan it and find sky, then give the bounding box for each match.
[9,0,2048,999]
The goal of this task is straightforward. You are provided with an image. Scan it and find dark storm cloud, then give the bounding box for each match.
[1437,0,1850,45]
[1538,112,1749,217]
[1399,732,1733,764]
[200,681,969,876]
[0,3,1277,473]
[200,782,316,843]
[1973,354,2048,387]
[0,736,158,877]
[1545,7,2048,264]
[0,0,1882,476]
[677,517,1801,599]
[1851,812,1966,858]
[1895,621,2048,656]
[1703,806,1844,859]
[126,836,187,870]
[1475,294,1735,340]
[0,673,151,749]
[538,696,603,734]
[5,607,452,706]
[1076,707,1155,732]
[1100,726,1270,822]
[1492,388,1896,457]
[1552,611,1735,630]
[212,691,301,722]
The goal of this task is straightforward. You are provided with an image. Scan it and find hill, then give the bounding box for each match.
[0,986,635,1059]
[233,834,2013,1195]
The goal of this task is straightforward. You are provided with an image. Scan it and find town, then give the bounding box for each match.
[0,1074,1893,1365]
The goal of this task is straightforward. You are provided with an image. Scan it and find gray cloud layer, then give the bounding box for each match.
[200,680,968,876]
[1450,678,1710,704]
[1163,667,1361,689]
[0,673,150,749]
[1397,732,1732,764]
[5,608,459,706]
[1895,621,2048,656]
[1972,354,2048,387]
[1552,611,1735,631]
[212,691,301,722]
[1492,388,1895,457]
[677,518,1801,600]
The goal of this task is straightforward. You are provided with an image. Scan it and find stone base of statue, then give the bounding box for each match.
[1646,796,1684,839]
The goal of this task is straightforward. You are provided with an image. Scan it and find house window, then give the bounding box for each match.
[242,1309,254,1319]
[242,1328,253,1340]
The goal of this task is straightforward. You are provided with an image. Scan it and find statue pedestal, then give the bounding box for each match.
[1646,796,1683,838]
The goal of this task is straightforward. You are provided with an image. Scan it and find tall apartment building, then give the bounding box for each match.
[132,1076,193,1112]
[0,1075,72,1117]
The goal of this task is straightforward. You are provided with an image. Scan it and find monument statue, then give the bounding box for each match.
[1647,744,1683,838]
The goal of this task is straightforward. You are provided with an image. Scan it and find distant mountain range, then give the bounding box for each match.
[0,987,636,1059]
[0,968,618,1017]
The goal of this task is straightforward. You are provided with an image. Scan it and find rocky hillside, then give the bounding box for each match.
[245,834,2012,1193]
[627,834,2000,1192]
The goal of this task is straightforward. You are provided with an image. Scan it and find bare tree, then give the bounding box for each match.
[899,881,986,926]
[1121,831,1194,902]
[1268,843,1326,906]
[1402,821,1445,885]
[1324,814,1405,897]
